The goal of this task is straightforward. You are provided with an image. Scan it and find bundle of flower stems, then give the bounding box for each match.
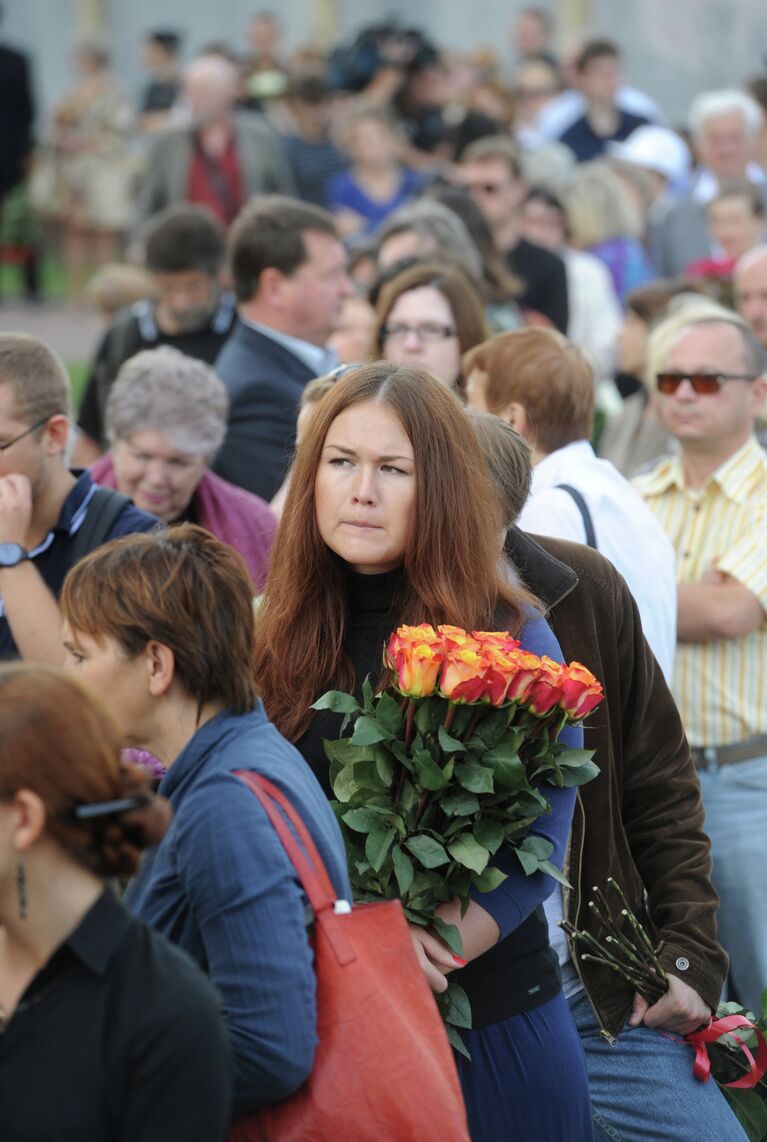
[560,877,668,1004]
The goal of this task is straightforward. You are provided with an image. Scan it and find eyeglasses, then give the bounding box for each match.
[0,415,50,452]
[464,182,508,196]
[382,322,457,343]
[656,372,759,396]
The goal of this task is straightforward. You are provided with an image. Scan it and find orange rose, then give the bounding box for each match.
[439,646,489,703]
[437,625,480,654]
[386,626,443,697]
[560,661,604,720]
[493,647,544,704]
[527,656,565,716]
[472,630,521,655]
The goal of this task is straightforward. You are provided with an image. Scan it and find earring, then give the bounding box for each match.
[16,857,28,920]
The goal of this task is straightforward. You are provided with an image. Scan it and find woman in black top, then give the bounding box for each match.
[0,663,231,1142]
[253,362,594,1141]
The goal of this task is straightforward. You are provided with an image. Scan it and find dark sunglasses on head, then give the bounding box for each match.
[656,371,759,395]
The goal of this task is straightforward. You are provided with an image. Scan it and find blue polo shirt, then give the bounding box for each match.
[0,470,158,659]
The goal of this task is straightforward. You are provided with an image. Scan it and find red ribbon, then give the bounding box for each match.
[684,1015,767,1089]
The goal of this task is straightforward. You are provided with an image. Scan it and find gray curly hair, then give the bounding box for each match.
[105,346,229,459]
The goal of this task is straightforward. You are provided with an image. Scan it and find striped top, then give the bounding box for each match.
[634,437,767,746]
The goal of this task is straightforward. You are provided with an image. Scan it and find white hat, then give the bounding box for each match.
[607,126,691,183]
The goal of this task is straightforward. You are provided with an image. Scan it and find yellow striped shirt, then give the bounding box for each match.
[634,437,767,747]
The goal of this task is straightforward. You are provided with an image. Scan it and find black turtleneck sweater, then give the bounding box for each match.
[294,565,562,1028]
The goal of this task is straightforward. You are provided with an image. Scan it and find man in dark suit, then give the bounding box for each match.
[0,9,34,203]
[213,197,352,500]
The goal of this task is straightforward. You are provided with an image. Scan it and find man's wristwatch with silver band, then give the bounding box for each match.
[0,543,30,568]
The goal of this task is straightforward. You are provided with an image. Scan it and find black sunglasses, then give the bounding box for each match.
[656,371,759,396]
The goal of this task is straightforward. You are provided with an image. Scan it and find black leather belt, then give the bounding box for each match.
[691,735,767,769]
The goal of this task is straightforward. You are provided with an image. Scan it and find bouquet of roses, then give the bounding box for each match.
[312,623,604,1051]
[564,881,767,1140]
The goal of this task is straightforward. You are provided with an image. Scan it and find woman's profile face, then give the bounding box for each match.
[381,286,462,387]
[61,623,151,747]
[314,399,416,575]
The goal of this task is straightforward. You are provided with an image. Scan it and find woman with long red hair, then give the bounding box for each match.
[253,361,594,1142]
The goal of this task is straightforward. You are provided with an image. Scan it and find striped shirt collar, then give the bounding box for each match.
[640,437,767,505]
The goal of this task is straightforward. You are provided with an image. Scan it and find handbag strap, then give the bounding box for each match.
[234,770,339,914]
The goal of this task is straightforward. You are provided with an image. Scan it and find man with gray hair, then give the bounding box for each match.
[138,53,294,226]
[657,90,766,276]
[0,335,157,662]
[734,242,767,351]
[635,309,767,1012]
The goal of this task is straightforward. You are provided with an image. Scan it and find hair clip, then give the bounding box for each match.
[71,793,151,821]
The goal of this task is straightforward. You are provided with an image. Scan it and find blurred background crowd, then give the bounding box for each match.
[1,0,767,456]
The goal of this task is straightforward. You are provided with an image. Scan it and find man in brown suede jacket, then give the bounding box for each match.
[506,527,744,1141]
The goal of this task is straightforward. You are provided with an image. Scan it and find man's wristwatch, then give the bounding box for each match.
[0,543,30,568]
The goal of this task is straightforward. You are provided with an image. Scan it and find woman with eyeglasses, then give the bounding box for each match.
[371,261,489,394]
[0,663,232,1141]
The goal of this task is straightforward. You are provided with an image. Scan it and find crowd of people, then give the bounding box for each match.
[1,6,767,1141]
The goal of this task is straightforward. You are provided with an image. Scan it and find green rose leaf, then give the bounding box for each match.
[430,915,464,957]
[342,807,391,832]
[438,724,466,753]
[447,834,490,874]
[471,866,507,892]
[413,749,449,791]
[515,834,555,876]
[376,691,405,737]
[405,834,450,868]
[472,818,505,854]
[556,758,600,787]
[455,759,495,794]
[373,747,395,786]
[441,980,472,1029]
[556,748,596,768]
[332,766,360,803]
[365,826,395,872]
[468,708,510,749]
[323,738,373,765]
[362,674,375,713]
[350,715,392,746]
[538,859,570,888]
[311,690,362,714]
[392,844,414,895]
[489,754,528,790]
[441,790,481,816]
[414,700,434,735]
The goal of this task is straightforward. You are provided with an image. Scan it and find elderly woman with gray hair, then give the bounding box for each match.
[89,346,276,586]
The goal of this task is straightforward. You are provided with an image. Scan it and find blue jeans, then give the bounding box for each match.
[569,991,747,1141]
[697,755,767,1014]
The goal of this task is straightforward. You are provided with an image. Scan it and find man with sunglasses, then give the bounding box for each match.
[0,334,157,663]
[635,309,767,1013]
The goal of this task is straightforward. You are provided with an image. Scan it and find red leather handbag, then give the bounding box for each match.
[230,771,470,1142]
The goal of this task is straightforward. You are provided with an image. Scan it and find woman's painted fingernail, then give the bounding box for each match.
[452,955,468,967]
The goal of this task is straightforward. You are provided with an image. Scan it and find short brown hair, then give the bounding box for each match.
[0,664,163,876]
[467,410,532,528]
[60,525,258,714]
[460,135,523,180]
[229,194,338,301]
[464,329,594,452]
[575,38,620,73]
[0,333,71,422]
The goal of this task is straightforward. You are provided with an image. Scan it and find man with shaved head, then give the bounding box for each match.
[138,53,294,226]
[735,243,767,350]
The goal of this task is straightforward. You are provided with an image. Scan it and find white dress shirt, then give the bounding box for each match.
[518,441,677,679]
